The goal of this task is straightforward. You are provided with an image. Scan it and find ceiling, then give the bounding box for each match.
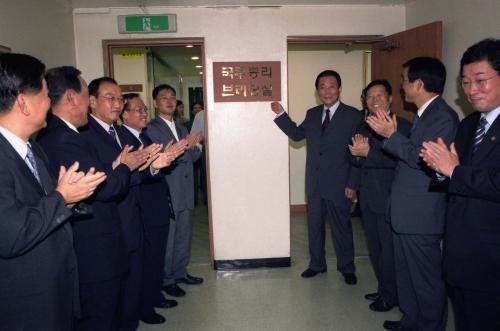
[70,0,413,8]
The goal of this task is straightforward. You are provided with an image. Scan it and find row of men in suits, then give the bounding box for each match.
[0,54,106,330]
[0,54,205,330]
[271,38,500,331]
[37,69,190,330]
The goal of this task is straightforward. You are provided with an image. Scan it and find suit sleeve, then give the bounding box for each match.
[448,165,500,203]
[345,111,365,189]
[0,168,72,258]
[274,112,306,142]
[46,135,130,202]
[383,111,457,170]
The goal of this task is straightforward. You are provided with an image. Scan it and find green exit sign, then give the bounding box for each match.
[118,14,177,34]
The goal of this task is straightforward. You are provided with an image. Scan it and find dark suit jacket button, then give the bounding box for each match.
[319,152,323,156]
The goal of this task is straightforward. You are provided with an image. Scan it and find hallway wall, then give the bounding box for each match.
[288,44,371,205]
[73,5,405,262]
[406,0,500,118]
[0,0,75,67]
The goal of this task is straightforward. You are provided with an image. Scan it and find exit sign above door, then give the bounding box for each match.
[117,15,177,34]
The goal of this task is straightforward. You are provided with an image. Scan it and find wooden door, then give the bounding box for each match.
[371,21,442,122]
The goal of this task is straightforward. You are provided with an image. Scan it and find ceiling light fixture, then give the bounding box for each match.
[191,56,200,60]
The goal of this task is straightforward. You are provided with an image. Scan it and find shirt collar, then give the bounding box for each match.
[0,125,29,160]
[90,113,113,132]
[58,116,79,133]
[324,100,340,112]
[417,95,439,117]
[123,124,141,139]
[481,106,500,131]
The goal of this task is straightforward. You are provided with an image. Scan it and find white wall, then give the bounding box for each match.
[112,47,149,104]
[288,44,370,205]
[0,0,75,67]
[73,5,405,261]
[406,0,500,118]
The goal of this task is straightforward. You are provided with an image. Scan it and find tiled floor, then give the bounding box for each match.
[139,206,455,330]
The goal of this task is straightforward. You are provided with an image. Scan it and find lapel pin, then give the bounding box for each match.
[491,136,496,141]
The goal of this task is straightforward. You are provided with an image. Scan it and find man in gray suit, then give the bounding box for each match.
[146,84,203,298]
[271,70,363,284]
[367,57,459,331]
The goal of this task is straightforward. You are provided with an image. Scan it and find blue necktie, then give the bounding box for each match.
[25,143,42,185]
[108,125,117,142]
[473,117,488,153]
[411,115,420,132]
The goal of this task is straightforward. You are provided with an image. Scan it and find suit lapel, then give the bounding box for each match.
[473,114,500,161]
[154,116,178,143]
[0,135,46,195]
[88,116,122,152]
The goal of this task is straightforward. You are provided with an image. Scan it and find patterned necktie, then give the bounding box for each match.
[25,143,42,185]
[473,117,488,153]
[108,125,118,143]
[321,108,330,135]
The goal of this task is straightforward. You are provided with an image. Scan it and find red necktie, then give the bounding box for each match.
[321,108,330,135]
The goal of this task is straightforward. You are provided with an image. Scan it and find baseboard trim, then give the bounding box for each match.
[290,204,307,213]
[213,257,291,270]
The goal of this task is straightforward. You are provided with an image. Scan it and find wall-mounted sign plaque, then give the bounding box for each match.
[213,61,281,102]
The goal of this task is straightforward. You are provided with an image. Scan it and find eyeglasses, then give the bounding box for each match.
[461,74,498,90]
[130,107,148,114]
[99,94,124,104]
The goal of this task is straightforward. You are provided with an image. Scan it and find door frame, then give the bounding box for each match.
[286,34,382,214]
[102,37,215,266]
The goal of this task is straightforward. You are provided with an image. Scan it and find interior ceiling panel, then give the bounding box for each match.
[71,0,412,8]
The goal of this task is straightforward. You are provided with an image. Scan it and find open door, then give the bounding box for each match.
[371,21,442,122]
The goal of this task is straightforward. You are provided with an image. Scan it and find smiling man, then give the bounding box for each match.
[420,38,500,331]
[271,70,363,284]
[349,80,410,312]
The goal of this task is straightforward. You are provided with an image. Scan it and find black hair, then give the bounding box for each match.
[152,84,176,99]
[315,70,342,89]
[120,93,140,121]
[403,57,446,94]
[460,38,500,76]
[364,79,392,96]
[88,76,118,97]
[176,99,184,107]
[45,66,82,106]
[0,53,45,113]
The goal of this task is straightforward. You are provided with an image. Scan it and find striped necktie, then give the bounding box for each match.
[25,143,42,185]
[108,125,117,142]
[473,117,488,153]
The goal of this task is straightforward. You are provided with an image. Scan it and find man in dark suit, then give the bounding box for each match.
[83,77,164,331]
[146,84,203,298]
[270,70,363,284]
[349,80,411,312]
[38,68,144,331]
[420,38,500,331]
[367,57,459,331]
[119,93,185,325]
[0,54,105,330]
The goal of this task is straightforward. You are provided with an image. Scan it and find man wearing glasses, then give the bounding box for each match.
[421,38,500,331]
[367,57,459,331]
[83,77,157,331]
